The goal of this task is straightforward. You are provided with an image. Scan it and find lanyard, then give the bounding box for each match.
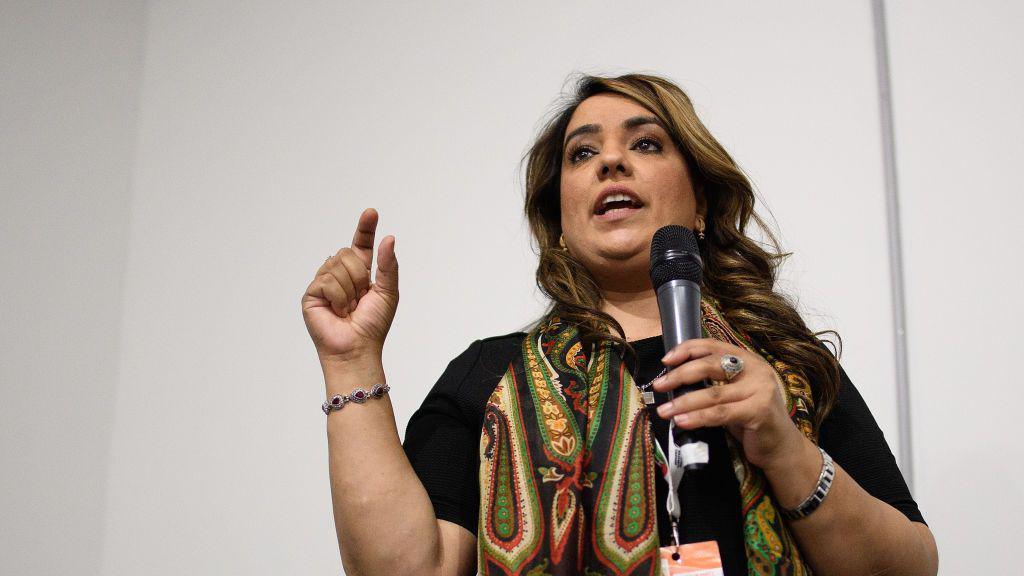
[642,368,709,548]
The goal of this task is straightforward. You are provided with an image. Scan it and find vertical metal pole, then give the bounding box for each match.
[871,0,914,489]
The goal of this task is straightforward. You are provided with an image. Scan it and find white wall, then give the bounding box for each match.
[98,3,892,574]
[888,1,1024,572]
[5,1,1014,574]
[0,2,145,575]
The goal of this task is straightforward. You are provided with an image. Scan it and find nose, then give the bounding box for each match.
[598,145,631,178]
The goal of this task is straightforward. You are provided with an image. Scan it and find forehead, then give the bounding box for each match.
[566,93,653,130]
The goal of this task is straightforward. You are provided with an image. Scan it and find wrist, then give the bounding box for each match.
[319,346,383,372]
[762,432,823,509]
[780,447,835,520]
[321,355,386,394]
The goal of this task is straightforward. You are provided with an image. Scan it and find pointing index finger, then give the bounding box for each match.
[351,208,378,271]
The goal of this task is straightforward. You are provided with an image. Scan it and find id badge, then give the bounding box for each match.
[659,540,724,575]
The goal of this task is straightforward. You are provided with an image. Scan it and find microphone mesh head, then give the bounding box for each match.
[649,225,702,288]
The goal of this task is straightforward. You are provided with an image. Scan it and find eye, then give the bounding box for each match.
[567,144,595,165]
[632,136,663,153]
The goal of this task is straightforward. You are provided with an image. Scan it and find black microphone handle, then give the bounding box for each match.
[656,278,703,348]
[656,277,709,471]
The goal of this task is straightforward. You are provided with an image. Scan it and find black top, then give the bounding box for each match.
[402,332,926,575]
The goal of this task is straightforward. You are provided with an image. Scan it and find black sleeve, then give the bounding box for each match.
[401,340,483,535]
[818,364,927,525]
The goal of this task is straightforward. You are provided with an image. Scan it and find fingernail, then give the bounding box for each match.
[674,413,690,424]
[657,402,672,417]
[651,375,666,389]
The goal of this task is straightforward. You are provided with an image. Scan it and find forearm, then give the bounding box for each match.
[763,438,938,575]
[323,357,443,575]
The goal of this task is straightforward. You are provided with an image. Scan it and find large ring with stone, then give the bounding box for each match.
[720,354,744,381]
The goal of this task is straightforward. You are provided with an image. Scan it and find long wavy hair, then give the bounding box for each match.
[521,72,842,425]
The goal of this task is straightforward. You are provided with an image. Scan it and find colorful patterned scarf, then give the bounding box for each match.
[477,295,819,575]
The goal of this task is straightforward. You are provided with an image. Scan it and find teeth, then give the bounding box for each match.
[602,193,634,206]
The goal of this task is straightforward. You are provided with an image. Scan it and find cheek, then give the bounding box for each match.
[661,173,697,213]
[559,176,589,220]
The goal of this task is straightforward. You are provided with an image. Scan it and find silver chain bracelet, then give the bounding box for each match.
[322,383,390,415]
[781,446,835,520]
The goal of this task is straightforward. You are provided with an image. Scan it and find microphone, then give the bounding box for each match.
[649,224,709,472]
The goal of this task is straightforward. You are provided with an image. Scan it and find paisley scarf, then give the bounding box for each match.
[477,295,819,575]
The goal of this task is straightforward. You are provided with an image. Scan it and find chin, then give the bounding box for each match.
[593,235,649,261]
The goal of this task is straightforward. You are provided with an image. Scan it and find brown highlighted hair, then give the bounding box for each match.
[520,72,842,426]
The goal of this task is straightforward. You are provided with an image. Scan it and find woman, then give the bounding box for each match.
[302,73,938,575]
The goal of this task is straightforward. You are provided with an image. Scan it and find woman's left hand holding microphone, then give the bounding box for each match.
[651,339,813,474]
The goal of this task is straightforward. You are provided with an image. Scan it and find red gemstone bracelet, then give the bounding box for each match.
[322,383,390,415]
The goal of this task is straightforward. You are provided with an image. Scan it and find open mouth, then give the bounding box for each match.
[594,192,644,219]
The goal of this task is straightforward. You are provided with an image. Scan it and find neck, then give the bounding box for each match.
[599,287,662,342]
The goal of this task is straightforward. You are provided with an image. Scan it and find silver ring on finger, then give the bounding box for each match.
[720,354,744,381]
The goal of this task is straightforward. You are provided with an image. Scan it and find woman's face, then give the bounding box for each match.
[559,93,702,291]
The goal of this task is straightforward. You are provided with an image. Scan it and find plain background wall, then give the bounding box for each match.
[1,1,1018,574]
[887,0,1024,567]
[1,2,146,575]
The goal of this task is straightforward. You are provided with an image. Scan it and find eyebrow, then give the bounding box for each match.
[563,115,666,147]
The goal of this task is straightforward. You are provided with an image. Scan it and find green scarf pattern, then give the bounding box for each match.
[478,295,817,575]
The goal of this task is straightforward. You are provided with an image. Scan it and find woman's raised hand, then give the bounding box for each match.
[301,208,399,365]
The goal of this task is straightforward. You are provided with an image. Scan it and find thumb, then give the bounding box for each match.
[373,235,399,297]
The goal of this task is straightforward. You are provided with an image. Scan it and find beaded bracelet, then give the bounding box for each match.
[322,383,390,415]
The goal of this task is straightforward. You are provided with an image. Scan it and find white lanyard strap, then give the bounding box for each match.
[643,368,710,547]
[654,409,709,546]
